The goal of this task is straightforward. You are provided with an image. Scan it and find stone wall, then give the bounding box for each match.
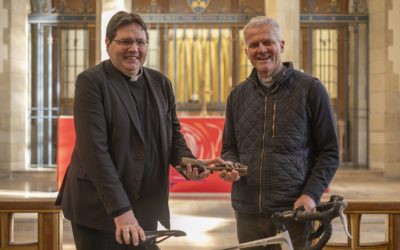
[264,0,300,68]
[385,0,400,177]
[0,0,29,176]
[368,0,400,178]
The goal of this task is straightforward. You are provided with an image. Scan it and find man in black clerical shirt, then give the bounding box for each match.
[56,11,219,250]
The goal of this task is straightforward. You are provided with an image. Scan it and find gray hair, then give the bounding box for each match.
[243,16,282,44]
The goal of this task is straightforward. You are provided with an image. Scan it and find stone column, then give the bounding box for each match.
[264,0,300,68]
[368,0,400,178]
[0,0,29,177]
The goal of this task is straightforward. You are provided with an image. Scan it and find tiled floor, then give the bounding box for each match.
[1,170,400,250]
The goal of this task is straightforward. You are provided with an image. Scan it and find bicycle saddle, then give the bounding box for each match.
[140,230,186,245]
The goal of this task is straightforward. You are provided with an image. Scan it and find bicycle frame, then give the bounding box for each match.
[142,195,351,250]
[220,230,294,250]
[219,195,351,250]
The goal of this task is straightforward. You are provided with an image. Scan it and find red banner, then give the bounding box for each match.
[57,116,231,192]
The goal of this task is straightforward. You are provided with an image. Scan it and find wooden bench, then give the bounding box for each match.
[326,200,400,250]
[0,198,399,250]
[0,199,61,250]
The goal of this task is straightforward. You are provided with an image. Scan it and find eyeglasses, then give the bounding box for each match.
[113,39,149,48]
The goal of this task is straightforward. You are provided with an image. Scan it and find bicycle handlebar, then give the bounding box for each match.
[303,195,347,250]
[176,157,248,177]
[295,195,345,221]
[272,195,349,250]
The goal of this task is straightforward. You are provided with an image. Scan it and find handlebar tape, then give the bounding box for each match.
[293,195,345,250]
[303,223,332,250]
[295,206,336,221]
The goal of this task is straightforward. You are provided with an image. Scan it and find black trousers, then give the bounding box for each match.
[71,195,161,250]
[235,212,312,250]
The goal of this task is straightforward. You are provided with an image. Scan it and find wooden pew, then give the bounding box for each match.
[0,199,61,250]
[326,200,400,250]
[0,198,399,250]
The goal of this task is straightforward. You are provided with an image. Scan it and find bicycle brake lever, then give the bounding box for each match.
[339,205,353,239]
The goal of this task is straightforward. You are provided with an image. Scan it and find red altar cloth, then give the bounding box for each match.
[57,116,231,193]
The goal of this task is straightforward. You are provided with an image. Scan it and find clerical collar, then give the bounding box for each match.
[122,68,143,82]
[257,64,285,88]
[257,73,274,88]
[128,68,143,81]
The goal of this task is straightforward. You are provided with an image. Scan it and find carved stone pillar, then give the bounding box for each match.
[264,0,300,68]
[0,0,29,176]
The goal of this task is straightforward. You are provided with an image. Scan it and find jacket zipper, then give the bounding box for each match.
[272,101,277,138]
[259,96,268,213]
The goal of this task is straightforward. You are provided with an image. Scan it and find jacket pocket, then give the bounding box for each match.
[77,167,91,182]
[272,101,277,138]
[166,112,172,148]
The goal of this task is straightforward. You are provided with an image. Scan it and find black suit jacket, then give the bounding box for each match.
[56,60,194,230]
